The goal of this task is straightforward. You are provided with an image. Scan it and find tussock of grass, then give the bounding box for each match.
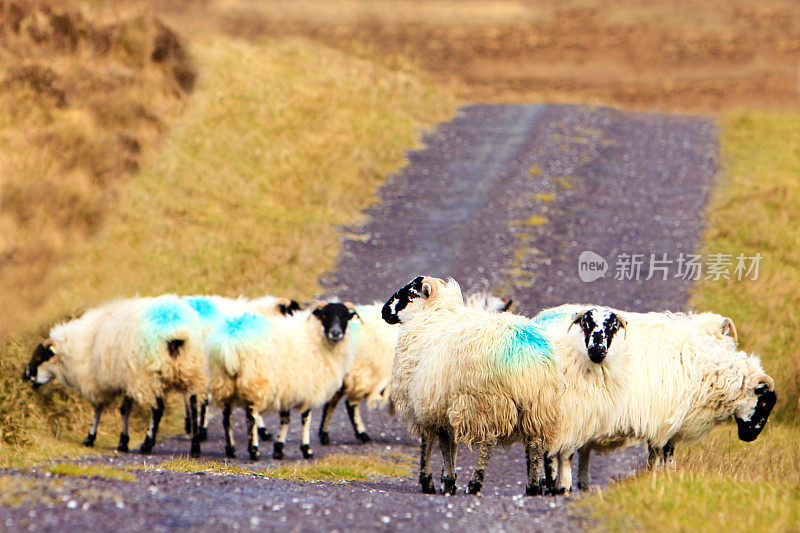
[49,463,137,482]
[518,215,549,226]
[0,475,65,507]
[141,452,413,482]
[581,111,800,530]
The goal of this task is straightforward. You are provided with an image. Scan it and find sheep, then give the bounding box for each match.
[539,306,775,493]
[23,295,207,456]
[205,301,358,460]
[182,294,301,442]
[317,291,513,446]
[382,276,561,496]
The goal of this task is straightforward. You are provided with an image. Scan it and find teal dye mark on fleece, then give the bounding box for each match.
[218,312,270,342]
[531,308,571,328]
[185,296,221,323]
[495,322,553,370]
[141,300,197,359]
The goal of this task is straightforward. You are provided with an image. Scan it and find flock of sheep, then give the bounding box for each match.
[23,275,777,495]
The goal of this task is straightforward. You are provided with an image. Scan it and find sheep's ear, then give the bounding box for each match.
[500,298,513,312]
[309,301,327,320]
[615,314,627,330]
[344,302,363,323]
[721,317,738,345]
[567,311,585,334]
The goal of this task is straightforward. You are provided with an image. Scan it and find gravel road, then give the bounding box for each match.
[1,104,717,532]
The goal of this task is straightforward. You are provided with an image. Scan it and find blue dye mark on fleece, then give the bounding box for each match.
[144,301,195,335]
[217,312,270,342]
[185,296,221,323]
[531,308,571,328]
[495,322,553,370]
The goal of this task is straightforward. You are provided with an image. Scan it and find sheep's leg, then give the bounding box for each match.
[525,443,544,496]
[577,445,592,491]
[552,451,574,495]
[183,396,193,435]
[273,410,290,460]
[83,403,104,447]
[139,397,165,454]
[346,399,371,443]
[543,452,556,491]
[300,409,314,459]
[117,396,134,452]
[246,404,260,461]
[437,427,458,495]
[223,403,236,458]
[255,411,272,442]
[418,427,437,494]
[189,395,201,458]
[319,386,345,446]
[647,443,662,469]
[662,439,676,470]
[198,397,209,442]
[467,442,494,495]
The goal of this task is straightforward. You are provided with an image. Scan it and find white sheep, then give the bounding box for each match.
[182,294,301,441]
[23,295,207,455]
[382,276,561,495]
[539,306,775,493]
[317,292,513,446]
[205,301,358,460]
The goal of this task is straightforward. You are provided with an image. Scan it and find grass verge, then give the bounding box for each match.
[580,111,800,531]
[135,451,413,482]
[49,463,137,482]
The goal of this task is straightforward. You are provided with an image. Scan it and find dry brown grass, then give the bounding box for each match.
[0,0,195,339]
[155,0,800,112]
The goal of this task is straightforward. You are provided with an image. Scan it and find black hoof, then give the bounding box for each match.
[225,445,236,459]
[83,434,96,447]
[191,441,202,458]
[419,473,436,494]
[248,445,260,461]
[301,444,314,459]
[548,486,568,496]
[116,434,129,453]
[258,428,273,442]
[526,484,544,496]
[319,431,330,446]
[577,481,588,491]
[198,428,208,442]
[441,476,457,496]
[466,480,483,495]
[273,442,284,460]
[356,432,371,443]
[139,438,154,455]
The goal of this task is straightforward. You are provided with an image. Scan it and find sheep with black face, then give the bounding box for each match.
[205,301,358,461]
[23,296,207,456]
[383,276,561,496]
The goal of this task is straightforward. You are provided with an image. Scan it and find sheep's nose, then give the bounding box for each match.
[328,329,344,342]
[587,345,606,364]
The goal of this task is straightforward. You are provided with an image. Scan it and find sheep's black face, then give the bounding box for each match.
[279,299,302,316]
[382,276,426,325]
[571,308,626,364]
[313,303,357,343]
[23,342,56,389]
[735,383,777,442]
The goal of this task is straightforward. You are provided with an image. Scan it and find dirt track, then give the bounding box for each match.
[0,104,717,532]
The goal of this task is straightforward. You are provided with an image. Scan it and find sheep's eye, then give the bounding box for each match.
[754,384,768,395]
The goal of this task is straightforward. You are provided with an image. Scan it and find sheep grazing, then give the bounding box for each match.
[182,294,302,442]
[23,296,207,456]
[382,276,561,496]
[541,306,775,493]
[205,301,358,460]
[317,292,513,447]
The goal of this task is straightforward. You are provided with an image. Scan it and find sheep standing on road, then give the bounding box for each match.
[23,296,207,455]
[318,292,513,446]
[383,276,561,496]
[205,301,358,460]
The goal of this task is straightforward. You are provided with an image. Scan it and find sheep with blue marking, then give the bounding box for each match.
[23,296,207,455]
[318,292,514,446]
[182,294,301,441]
[205,301,358,460]
[382,276,561,496]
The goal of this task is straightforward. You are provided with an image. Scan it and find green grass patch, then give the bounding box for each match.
[139,451,413,482]
[580,111,800,530]
[48,463,137,482]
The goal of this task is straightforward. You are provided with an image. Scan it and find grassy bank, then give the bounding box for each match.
[582,111,800,530]
[0,34,455,465]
